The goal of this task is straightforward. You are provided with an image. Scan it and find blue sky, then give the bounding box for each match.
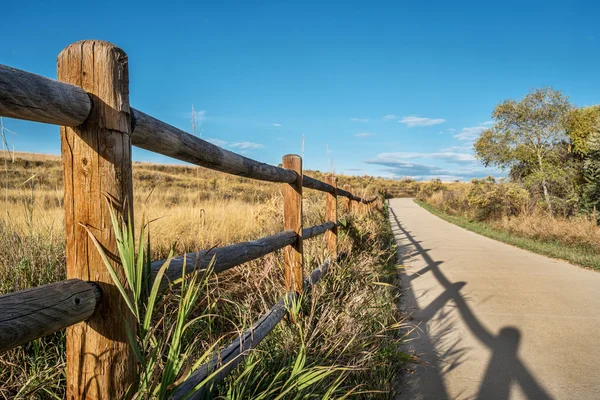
[2,0,599,180]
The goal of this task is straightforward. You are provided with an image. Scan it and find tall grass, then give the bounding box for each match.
[0,153,409,399]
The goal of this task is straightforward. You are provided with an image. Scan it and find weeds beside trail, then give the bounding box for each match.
[0,153,410,399]
[416,200,600,270]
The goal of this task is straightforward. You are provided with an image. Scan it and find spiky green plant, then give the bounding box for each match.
[86,204,225,399]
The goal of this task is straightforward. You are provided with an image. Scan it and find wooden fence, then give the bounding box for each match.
[0,40,380,399]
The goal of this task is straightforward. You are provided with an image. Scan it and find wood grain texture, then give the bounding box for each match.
[0,65,370,205]
[303,221,335,240]
[131,109,296,183]
[152,230,297,288]
[151,224,331,289]
[0,65,371,205]
[0,64,91,126]
[343,185,352,213]
[282,154,303,293]
[325,175,338,257]
[58,40,136,400]
[0,279,100,353]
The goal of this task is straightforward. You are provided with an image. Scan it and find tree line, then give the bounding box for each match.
[474,87,600,219]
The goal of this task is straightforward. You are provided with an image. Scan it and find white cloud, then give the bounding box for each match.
[366,151,476,165]
[354,132,374,138]
[399,116,446,127]
[206,138,265,151]
[453,126,487,141]
[230,141,264,150]
[351,118,369,123]
[206,137,228,147]
[382,114,397,120]
[438,128,457,134]
[364,153,501,181]
[441,145,473,152]
[272,123,282,127]
[482,120,494,126]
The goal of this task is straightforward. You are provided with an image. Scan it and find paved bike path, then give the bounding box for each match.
[390,198,600,400]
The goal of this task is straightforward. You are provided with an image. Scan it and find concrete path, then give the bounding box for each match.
[390,198,600,400]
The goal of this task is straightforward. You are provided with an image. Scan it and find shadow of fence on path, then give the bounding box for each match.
[390,205,553,400]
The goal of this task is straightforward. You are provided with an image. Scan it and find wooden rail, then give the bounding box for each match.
[0,40,381,399]
[0,64,374,202]
[0,280,100,353]
[171,258,331,399]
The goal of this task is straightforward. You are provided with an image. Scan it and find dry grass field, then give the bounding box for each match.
[418,180,600,269]
[0,152,410,399]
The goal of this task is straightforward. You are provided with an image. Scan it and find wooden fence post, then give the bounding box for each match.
[282,155,303,293]
[58,40,135,399]
[325,175,337,258]
[343,184,352,214]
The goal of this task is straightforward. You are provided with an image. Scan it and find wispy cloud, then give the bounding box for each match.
[272,123,282,127]
[364,153,500,181]
[351,117,369,123]
[354,132,374,138]
[438,128,457,134]
[453,126,487,141]
[441,145,473,152]
[205,138,264,151]
[365,151,476,166]
[230,141,264,150]
[205,137,228,147]
[399,116,446,127]
[482,120,494,126]
[382,114,397,120]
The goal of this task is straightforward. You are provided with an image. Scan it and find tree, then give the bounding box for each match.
[566,105,600,156]
[566,106,600,218]
[474,88,572,215]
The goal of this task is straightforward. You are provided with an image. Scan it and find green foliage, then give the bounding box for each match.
[566,106,600,217]
[579,133,600,218]
[566,106,600,156]
[86,207,219,399]
[466,177,529,221]
[474,88,572,215]
[416,178,445,200]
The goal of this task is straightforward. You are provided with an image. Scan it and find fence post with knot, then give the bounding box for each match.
[58,40,136,399]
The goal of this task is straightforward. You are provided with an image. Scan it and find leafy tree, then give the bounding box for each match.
[474,88,571,215]
[566,105,600,155]
[566,106,600,217]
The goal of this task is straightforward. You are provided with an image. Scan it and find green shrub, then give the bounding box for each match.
[416,178,445,201]
[466,177,529,221]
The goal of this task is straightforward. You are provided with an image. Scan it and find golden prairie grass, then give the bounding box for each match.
[493,213,600,249]
[0,152,408,399]
[419,182,600,267]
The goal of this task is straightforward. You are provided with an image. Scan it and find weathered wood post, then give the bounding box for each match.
[325,175,337,258]
[58,40,136,399]
[282,155,303,293]
[343,184,352,214]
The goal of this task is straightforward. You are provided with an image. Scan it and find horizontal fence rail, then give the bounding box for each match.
[0,279,101,353]
[0,64,376,203]
[0,222,340,354]
[171,258,331,399]
[0,41,382,400]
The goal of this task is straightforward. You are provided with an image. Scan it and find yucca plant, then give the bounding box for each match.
[85,204,224,399]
